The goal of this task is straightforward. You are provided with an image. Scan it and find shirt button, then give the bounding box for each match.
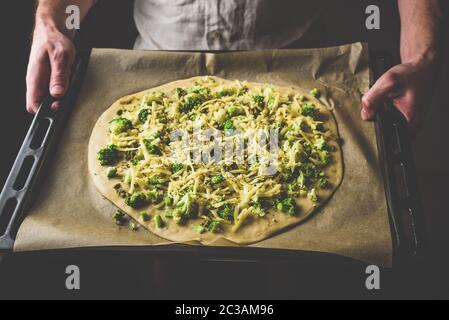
[211,31,221,40]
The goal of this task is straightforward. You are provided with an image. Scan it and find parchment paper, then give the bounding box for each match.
[14,43,393,267]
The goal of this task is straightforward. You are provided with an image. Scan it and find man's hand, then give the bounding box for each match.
[26,0,95,113]
[361,56,436,135]
[26,22,76,113]
[361,0,442,136]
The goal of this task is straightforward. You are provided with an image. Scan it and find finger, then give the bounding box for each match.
[26,51,51,113]
[361,72,400,120]
[51,101,61,111]
[49,44,75,99]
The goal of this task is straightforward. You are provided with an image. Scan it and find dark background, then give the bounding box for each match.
[0,0,448,299]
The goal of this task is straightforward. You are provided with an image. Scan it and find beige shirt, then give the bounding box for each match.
[134,0,324,51]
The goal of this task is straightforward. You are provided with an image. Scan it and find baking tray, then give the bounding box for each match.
[0,49,423,266]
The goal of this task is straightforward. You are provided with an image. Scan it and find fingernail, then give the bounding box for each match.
[361,108,369,120]
[51,85,64,95]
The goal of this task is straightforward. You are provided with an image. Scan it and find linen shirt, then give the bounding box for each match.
[134,0,324,50]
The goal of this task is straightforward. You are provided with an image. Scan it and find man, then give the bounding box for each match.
[26,0,442,133]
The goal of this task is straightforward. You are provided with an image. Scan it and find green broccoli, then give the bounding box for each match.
[276,198,298,216]
[153,215,165,228]
[207,220,221,233]
[164,210,174,218]
[252,95,264,107]
[106,167,117,179]
[164,195,173,207]
[175,88,187,100]
[181,94,202,113]
[143,139,161,155]
[193,225,206,234]
[217,87,235,97]
[318,177,329,189]
[174,192,198,219]
[140,212,151,222]
[301,162,318,179]
[132,153,145,166]
[126,192,149,208]
[252,201,267,217]
[171,163,184,173]
[222,119,236,131]
[227,105,244,117]
[189,113,200,121]
[145,189,162,204]
[129,222,139,231]
[109,118,133,134]
[310,88,320,98]
[218,202,234,221]
[210,175,225,185]
[97,144,120,166]
[113,210,127,226]
[301,103,316,118]
[267,96,277,109]
[138,108,150,123]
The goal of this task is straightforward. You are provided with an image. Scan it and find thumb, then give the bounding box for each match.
[362,71,400,120]
[48,46,75,99]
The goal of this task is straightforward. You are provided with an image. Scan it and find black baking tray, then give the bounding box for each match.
[0,49,423,267]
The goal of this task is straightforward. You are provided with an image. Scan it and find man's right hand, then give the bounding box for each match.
[26,16,76,113]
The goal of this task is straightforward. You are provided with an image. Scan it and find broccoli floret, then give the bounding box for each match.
[173,192,198,223]
[252,201,267,217]
[171,163,183,173]
[210,175,225,185]
[97,144,120,166]
[318,177,329,189]
[252,95,264,106]
[164,195,173,207]
[317,151,331,165]
[148,175,167,186]
[153,215,165,228]
[196,219,222,234]
[267,96,277,109]
[174,88,187,100]
[143,139,161,155]
[301,163,318,179]
[140,212,151,222]
[207,220,221,233]
[217,87,235,97]
[138,109,150,123]
[227,106,244,117]
[129,222,139,231]
[193,225,206,234]
[222,119,236,131]
[132,153,144,166]
[313,123,326,132]
[218,202,234,221]
[276,198,298,216]
[302,104,316,118]
[145,189,162,204]
[181,94,202,113]
[126,192,149,209]
[314,136,327,151]
[113,210,127,226]
[164,210,174,218]
[310,88,320,98]
[106,167,117,179]
[189,113,200,121]
[187,85,210,96]
[109,118,132,134]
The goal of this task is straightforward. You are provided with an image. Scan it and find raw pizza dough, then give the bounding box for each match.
[88,76,343,245]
